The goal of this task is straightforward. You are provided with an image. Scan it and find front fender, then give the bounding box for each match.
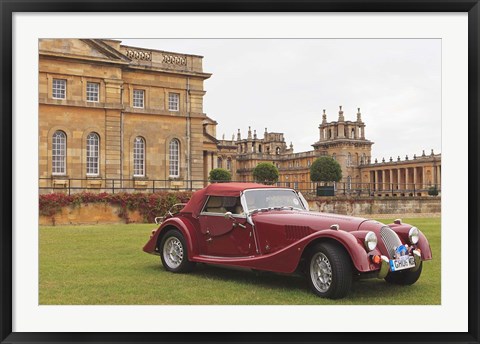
[142,217,199,258]
[303,229,377,272]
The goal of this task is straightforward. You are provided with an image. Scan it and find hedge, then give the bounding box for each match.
[39,191,193,223]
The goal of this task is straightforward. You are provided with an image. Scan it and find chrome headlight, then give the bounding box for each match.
[408,227,420,244]
[364,231,377,252]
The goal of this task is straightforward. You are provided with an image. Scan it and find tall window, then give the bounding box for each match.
[226,158,232,171]
[169,139,180,177]
[52,131,66,175]
[52,79,66,99]
[133,89,144,108]
[217,157,223,168]
[133,137,145,177]
[347,153,352,166]
[86,82,99,102]
[86,132,100,175]
[168,93,179,111]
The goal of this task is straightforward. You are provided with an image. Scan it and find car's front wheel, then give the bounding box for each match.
[307,242,352,299]
[160,229,195,273]
[385,261,423,285]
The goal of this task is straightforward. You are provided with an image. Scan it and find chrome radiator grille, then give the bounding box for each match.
[380,226,402,258]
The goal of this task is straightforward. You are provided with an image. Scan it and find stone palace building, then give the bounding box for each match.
[39,39,441,196]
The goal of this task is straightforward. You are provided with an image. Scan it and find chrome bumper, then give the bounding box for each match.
[377,255,391,279]
[410,249,422,272]
[377,249,422,279]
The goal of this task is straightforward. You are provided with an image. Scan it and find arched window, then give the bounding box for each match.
[226,158,232,171]
[276,147,281,155]
[258,144,262,153]
[347,176,352,190]
[86,132,100,175]
[133,137,145,177]
[217,157,223,168]
[351,128,355,139]
[169,139,180,178]
[347,153,352,167]
[332,153,336,161]
[52,130,66,175]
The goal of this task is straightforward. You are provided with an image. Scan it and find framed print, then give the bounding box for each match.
[1,1,479,343]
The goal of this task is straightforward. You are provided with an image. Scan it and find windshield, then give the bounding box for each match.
[242,189,306,213]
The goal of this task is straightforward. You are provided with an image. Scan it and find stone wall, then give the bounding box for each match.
[39,203,144,226]
[306,196,441,216]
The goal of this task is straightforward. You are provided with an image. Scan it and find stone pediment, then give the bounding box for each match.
[39,39,130,64]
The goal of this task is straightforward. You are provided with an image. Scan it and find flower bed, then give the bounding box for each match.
[39,191,193,224]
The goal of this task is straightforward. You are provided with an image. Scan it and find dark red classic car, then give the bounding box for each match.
[143,183,432,299]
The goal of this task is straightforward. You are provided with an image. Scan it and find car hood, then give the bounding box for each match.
[251,210,383,232]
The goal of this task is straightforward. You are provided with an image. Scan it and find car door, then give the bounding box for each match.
[198,196,256,257]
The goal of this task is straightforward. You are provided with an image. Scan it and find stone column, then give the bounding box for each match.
[422,167,426,189]
[382,170,386,191]
[406,167,411,191]
[413,167,417,193]
[438,166,441,187]
[389,169,393,192]
[376,170,380,191]
[397,169,401,190]
[400,168,406,191]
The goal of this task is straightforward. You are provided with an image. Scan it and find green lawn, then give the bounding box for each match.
[39,217,440,305]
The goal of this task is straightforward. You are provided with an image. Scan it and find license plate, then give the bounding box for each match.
[389,256,415,272]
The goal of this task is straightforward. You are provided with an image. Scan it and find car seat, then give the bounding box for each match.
[206,197,227,213]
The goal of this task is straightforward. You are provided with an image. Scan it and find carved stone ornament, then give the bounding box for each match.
[162,54,187,66]
[125,49,152,61]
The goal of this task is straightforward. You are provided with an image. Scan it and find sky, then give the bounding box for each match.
[122,39,441,161]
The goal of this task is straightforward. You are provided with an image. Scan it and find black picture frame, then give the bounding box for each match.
[1,1,478,343]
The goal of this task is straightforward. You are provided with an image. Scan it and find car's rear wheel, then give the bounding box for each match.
[307,242,352,299]
[160,229,195,273]
[385,261,423,285]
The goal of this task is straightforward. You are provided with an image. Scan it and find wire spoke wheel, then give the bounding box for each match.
[163,237,184,269]
[159,229,195,273]
[307,242,352,299]
[310,252,333,292]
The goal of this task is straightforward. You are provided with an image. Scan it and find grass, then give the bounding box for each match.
[39,217,440,305]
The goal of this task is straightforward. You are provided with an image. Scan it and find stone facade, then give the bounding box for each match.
[39,39,217,191]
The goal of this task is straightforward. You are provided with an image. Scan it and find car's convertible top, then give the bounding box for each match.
[181,182,275,217]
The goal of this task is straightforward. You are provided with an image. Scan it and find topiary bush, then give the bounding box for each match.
[310,156,343,183]
[252,162,279,185]
[208,168,232,182]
